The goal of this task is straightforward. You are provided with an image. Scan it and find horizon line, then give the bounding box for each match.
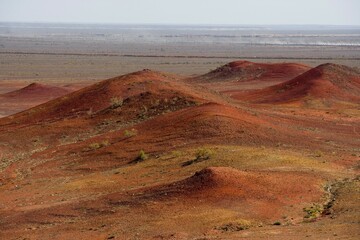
[1,21,360,28]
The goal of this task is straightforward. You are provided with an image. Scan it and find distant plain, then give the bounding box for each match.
[0,23,359,84]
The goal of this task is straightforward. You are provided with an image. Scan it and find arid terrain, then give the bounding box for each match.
[0,23,359,239]
[0,59,359,239]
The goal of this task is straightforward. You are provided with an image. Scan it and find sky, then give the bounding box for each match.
[0,0,359,25]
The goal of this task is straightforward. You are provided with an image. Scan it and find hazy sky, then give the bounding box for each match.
[0,0,359,25]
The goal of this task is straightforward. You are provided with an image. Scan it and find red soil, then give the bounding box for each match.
[20,97,357,179]
[11,102,272,175]
[232,63,360,104]
[0,83,72,117]
[192,60,310,82]
[0,62,359,239]
[101,167,324,229]
[1,83,71,100]
[0,69,206,126]
[147,167,323,207]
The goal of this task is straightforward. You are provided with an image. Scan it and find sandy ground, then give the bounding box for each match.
[0,53,359,83]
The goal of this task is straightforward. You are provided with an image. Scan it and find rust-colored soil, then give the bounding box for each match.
[0,83,74,117]
[1,83,70,99]
[231,63,360,105]
[192,60,310,83]
[0,61,359,239]
[189,60,311,99]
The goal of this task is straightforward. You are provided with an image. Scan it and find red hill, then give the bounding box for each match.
[1,83,71,99]
[0,70,204,125]
[40,102,301,171]
[156,167,322,200]
[0,83,72,118]
[234,63,360,104]
[125,167,324,221]
[193,60,310,82]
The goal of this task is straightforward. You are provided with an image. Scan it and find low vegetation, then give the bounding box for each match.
[110,96,124,108]
[135,150,148,163]
[303,204,324,221]
[86,140,109,151]
[195,147,214,160]
[182,147,214,167]
[124,129,137,137]
[215,219,253,232]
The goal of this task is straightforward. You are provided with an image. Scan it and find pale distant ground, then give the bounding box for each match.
[0,23,359,92]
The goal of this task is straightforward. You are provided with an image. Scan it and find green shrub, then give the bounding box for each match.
[88,140,109,150]
[215,219,252,232]
[195,147,214,160]
[182,147,214,167]
[124,129,137,137]
[137,150,148,161]
[303,204,323,220]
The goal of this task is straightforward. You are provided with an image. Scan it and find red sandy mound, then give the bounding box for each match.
[0,70,204,126]
[0,83,72,118]
[152,167,322,200]
[0,83,71,100]
[134,102,271,145]
[129,167,323,220]
[234,63,360,104]
[106,102,272,147]
[192,60,310,82]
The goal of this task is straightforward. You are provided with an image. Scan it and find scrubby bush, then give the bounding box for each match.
[124,129,137,137]
[137,150,148,161]
[110,97,123,108]
[88,140,109,150]
[303,204,323,220]
[182,147,215,167]
[195,147,214,160]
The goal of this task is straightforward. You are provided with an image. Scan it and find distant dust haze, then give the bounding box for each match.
[0,0,360,25]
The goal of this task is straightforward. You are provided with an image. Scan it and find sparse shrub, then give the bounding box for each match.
[273,221,281,226]
[110,97,123,108]
[182,147,215,167]
[88,140,109,150]
[136,150,148,162]
[89,142,101,150]
[303,204,323,220]
[195,147,214,160]
[124,129,137,137]
[215,219,252,232]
